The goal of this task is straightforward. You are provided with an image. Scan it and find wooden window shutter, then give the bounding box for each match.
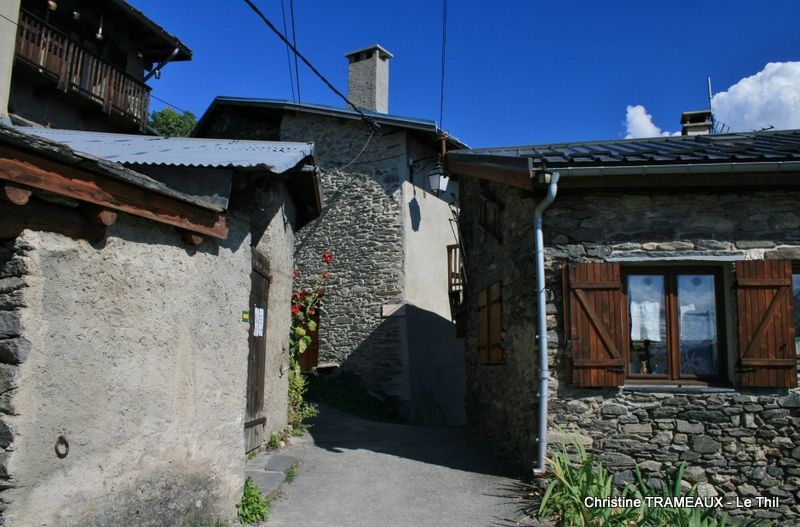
[735,260,797,388]
[567,262,625,387]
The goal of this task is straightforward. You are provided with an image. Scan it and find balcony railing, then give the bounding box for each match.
[15,10,151,131]
[447,243,466,336]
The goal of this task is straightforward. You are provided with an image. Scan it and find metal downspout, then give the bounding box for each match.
[532,170,559,476]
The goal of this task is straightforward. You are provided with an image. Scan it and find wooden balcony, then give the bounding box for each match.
[447,243,466,337]
[15,10,151,131]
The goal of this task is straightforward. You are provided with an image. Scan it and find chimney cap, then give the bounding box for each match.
[344,44,394,61]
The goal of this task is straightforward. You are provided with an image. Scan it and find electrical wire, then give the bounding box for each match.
[150,94,190,114]
[439,0,448,129]
[241,0,379,130]
[338,128,375,170]
[279,0,297,104]
[289,0,301,104]
[0,12,19,26]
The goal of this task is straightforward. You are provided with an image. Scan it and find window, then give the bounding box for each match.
[566,261,797,388]
[478,281,503,364]
[625,269,723,382]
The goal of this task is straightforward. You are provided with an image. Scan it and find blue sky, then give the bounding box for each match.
[133,0,800,148]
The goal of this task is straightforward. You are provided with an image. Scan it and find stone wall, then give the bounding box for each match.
[0,238,28,524]
[282,114,411,404]
[2,215,253,526]
[460,179,800,523]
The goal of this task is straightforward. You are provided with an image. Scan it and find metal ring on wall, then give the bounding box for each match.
[54,435,69,459]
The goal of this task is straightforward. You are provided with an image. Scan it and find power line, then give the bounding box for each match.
[279,0,297,103]
[439,0,448,129]
[289,0,301,104]
[0,12,19,26]
[150,94,190,114]
[241,0,379,130]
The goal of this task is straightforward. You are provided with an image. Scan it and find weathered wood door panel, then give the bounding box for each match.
[244,250,270,452]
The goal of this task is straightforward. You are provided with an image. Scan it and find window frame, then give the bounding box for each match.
[478,281,504,365]
[621,266,727,385]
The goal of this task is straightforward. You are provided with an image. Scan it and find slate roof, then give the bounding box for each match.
[14,127,314,174]
[452,129,800,167]
[194,97,468,150]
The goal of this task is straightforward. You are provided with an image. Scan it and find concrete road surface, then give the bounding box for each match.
[267,404,539,527]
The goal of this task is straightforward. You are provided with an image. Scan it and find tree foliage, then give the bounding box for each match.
[148,107,196,137]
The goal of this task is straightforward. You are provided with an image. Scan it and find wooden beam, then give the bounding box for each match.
[80,204,118,226]
[0,198,105,242]
[178,228,204,246]
[0,146,228,240]
[2,185,32,206]
[446,160,533,192]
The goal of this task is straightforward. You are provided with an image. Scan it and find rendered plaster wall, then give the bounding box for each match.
[0,0,20,118]
[2,214,253,526]
[402,137,465,425]
[282,114,412,407]
[460,179,800,524]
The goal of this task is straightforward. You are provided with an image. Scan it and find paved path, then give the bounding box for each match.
[267,404,537,527]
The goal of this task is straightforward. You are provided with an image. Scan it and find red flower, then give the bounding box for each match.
[291,305,300,316]
[308,307,316,315]
[292,270,300,280]
[322,251,334,264]
[322,271,331,280]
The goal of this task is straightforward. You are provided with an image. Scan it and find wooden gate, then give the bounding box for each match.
[244,250,270,452]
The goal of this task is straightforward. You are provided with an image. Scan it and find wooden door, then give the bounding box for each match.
[244,250,270,452]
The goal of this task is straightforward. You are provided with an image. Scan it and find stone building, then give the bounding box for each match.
[194,45,468,425]
[1,0,191,132]
[0,124,319,525]
[448,127,800,523]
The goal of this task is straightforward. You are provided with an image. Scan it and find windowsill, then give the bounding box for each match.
[622,384,736,394]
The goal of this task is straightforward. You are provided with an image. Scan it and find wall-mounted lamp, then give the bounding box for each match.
[427,159,450,196]
[72,11,80,20]
[95,14,104,40]
[154,69,161,80]
[47,1,57,11]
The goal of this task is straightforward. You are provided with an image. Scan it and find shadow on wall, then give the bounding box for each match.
[336,304,466,427]
[308,404,518,478]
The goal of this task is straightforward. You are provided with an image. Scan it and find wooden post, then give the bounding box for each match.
[2,185,32,206]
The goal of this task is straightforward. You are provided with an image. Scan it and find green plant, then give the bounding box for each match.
[236,477,270,524]
[287,252,332,429]
[285,463,297,484]
[538,441,640,527]
[245,449,259,462]
[530,438,766,527]
[267,431,282,450]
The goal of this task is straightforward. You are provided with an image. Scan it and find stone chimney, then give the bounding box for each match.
[345,44,393,113]
[681,110,713,136]
[0,0,21,120]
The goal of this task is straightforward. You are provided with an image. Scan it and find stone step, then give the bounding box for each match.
[245,453,299,500]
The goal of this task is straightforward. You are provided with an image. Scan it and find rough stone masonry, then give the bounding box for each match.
[460,179,800,525]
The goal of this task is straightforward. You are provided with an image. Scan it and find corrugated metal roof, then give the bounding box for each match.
[14,126,314,174]
[453,129,800,167]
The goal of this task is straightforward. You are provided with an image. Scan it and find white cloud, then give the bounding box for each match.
[624,105,676,139]
[712,62,800,132]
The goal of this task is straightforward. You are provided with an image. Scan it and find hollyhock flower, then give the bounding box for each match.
[308,307,316,315]
[292,270,300,280]
[322,271,331,280]
[291,305,300,316]
[322,251,334,263]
